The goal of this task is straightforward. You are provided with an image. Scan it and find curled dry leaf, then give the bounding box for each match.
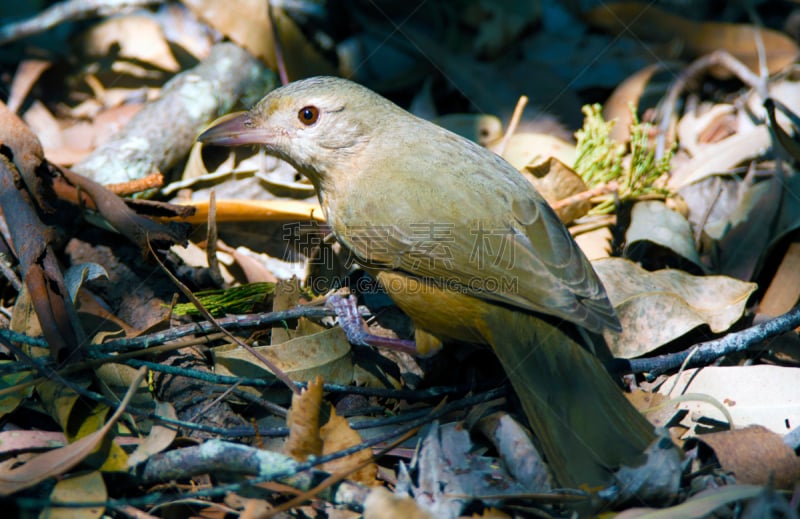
[0,99,47,200]
[759,242,800,318]
[285,375,378,485]
[285,376,323,462]
[46,469,106,519]
[715,175,783,281]
[523,157,590,223]
[475,412,551,492]
[0,156,84,363]
[670,126,771,190]
[364,487,434,519]
[625,200,703,271]
[689,425,800,490]
[7,59,52,114]
[58,166,192,251]
[495,133,576,171]
[604,63,663,144]
[0,367,145,495]
[593,257,756,357]
[616,484,763,519]
[612,430,682,505]
[676,104,737,158]
[174,199,324,224]
[46,470,108,519]
[127,401,178,467]
[214,326,354,385]
[80,15,180,72]
[400,422,530,519]
[585,2,798,76]
[183,0,275,67]
[320,406,378,486]
[574,226,614,261]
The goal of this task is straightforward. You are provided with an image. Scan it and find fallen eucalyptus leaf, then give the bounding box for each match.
[625,201,703,271]
[127,401,178,467]
[45,469,106,519]
[0,367,145,495]
[496,133,576,171]
[594,257,756,357]
[213,326,353,384]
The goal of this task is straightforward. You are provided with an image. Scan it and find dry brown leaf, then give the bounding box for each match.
[692,425,800,489]
[604,63,662,144]
[183,0,275,68]
[676,103,737,157]
[271,277,303,345]
[363,487,434,519]
[127,401,178,467]
[524,157,590,223]
[670,126,771,190]
[174,199,324,224]
[594,257,756,357]
[45,469,107,519]
[7,59,52,113]
[585,3,798,75]
[81,15,180,72]
[574,226,613,261]
[272,7,338,79]
[284,375,323,461]
[0,367,145,495]
[213,326,354,384]
[320,406,378,486]
[217,242,279,284]
[625,200,702,269]
[495,133,576,171]
[759,242,800,317]
[21,100,61,152]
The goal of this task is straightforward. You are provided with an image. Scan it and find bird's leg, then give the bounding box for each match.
[325,294,418,355]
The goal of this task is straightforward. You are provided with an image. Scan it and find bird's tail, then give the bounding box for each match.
[485,307,656,489]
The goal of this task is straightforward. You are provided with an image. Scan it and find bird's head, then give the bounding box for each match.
[198,76,388,186]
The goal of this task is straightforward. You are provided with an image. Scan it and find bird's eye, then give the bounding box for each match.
[298,106,320,125]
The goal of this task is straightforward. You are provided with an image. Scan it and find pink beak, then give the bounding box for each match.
[198,112,272,146]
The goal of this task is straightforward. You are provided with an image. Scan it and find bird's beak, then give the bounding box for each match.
[198,111,272,147]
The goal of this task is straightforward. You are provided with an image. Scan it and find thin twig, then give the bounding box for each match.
[149,242,301,394]
[617,305,800,378]
[0,0,163,45]
[551,181,619,212]
[496,95,528,157]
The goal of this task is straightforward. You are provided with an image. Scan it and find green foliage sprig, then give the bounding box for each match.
[172,282,276,316]
[574,104,672,214]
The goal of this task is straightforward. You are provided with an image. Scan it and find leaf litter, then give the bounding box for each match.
[0,0,797,517]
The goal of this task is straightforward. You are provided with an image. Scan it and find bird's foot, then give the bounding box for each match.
[326,294,417,355]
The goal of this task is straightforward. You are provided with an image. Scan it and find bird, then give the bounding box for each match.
[198,76,655,489]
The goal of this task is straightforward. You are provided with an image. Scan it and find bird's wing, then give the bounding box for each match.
[335,181,618,333]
